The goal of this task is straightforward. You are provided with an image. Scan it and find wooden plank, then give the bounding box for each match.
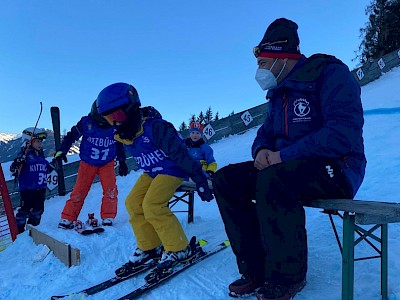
[179,180,212,191]
[28,225,80,267]
[178,182,400,225]
[304,199,400,224]
[354,213,400,225]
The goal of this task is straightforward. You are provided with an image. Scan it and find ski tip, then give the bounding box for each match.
[223,240,231,247]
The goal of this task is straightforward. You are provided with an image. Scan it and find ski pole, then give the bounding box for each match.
[16,102,43,177]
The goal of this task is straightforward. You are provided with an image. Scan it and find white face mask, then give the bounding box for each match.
[255,59,287,91]
[255,68,277,91]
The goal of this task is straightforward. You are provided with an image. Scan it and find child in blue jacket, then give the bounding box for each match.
[95,82,213,275]
[184,121,217,178]
[10,127,54,233]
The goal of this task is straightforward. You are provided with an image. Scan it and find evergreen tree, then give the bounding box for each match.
[357,0,400,63]
[197,111,205,123]
[179,122,187,131]
[204,106,213,124]
[229,110,235,117]
[189,114,196,124]
[214,112,220,121]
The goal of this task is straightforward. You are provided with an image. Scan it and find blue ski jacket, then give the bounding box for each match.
[14,148,51,191]
[185,137,217,173]
[121,107,207,182]
[252,54,366,197]
[58,115,126,167]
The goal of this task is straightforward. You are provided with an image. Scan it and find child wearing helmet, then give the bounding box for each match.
[96,82,214,275]
[10,127,54,233]
[185,121,217,179]
[56,101,128,229]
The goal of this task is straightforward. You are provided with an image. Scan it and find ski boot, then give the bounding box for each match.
[145,237,201,283]
[115,244,163,277]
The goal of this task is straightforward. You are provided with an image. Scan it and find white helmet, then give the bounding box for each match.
[22,127,47,142]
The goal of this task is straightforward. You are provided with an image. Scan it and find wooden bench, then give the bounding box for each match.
[168,180,213,223]
[304,199,400,300]
[171,181,400,300]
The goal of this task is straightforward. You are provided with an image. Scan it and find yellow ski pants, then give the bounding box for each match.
[125,173,188,252]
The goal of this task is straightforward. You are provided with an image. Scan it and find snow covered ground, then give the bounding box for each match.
[1,67,400,300]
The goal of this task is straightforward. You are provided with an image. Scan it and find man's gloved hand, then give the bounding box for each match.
[118,160,129,176]
[192,173,213,202]
[54,151,68,163]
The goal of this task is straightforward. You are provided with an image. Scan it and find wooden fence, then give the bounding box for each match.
[7,157,138,209]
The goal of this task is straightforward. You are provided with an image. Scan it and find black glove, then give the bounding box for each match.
[206,170,215,180]
[192,173,213,202]
[10,156,26,177]
[11,155,26,168]
[10,161,18,176]
[16,155,26,164]
[54,151,68,163]
[118,160,129,176]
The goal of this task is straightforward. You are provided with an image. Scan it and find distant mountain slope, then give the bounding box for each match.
[0,130,80,163]
[0,133,18,143]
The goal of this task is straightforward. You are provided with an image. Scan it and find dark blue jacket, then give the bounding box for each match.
[252,54,366,197]
[123,107,207,182]
[15,148,51,191]
[59,115,126,167]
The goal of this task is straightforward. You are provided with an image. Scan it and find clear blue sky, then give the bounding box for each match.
[0,0,369,134]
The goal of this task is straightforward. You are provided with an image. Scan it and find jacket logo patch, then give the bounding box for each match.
[142,136,150,143]
[293,98,311,123]
[294,98,310,117]
[326,165,334,178]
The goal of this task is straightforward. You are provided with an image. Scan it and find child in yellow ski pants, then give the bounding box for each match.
[125,173,188,252]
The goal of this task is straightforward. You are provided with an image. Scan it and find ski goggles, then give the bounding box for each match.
[103,109,128,125]
[253,46,262,57]
[22,130,47,140]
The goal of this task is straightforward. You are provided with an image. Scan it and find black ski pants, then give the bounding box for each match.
[213,159,352,285]
[16,188,46,233]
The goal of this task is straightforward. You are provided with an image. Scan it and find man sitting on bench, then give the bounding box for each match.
[212,18,366,300]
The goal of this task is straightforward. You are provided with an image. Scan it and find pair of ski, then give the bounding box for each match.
[51,238,229,299]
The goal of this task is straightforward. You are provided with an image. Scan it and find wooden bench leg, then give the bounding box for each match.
[342,212,355,300]
[381,224,388,300]
[168,191,195,224]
